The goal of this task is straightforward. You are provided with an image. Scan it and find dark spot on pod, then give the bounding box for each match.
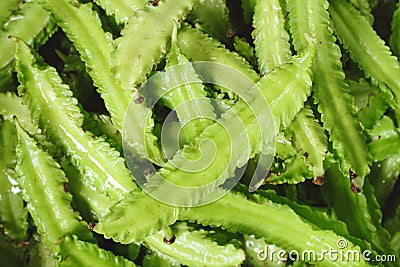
[63,183,69,193]
[304,152,309,159]
[144,168,153,176]
[226,29,236,39]
[149,0,159,6]
[377,135,381,140]
[163,235,176,244]
[88,222,96,231]
[350,183,361,193]
[134,96,144,104]
[349,169,357,180]
[114,130,121,136]
[312,177,325,186]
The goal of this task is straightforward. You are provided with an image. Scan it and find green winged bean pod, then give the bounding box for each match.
[0,0,20,27]
[93,0,148,24]
[233,37,257,67]
[161,26,216,145]
[390,1,400,58]
[367,116,400,162]
[321,166,393,255]
[14,120,94,254]
[144,223,245,266]
[112,0,201,90]
[348,79,388,130]
[329,0,400,112]
[252,0,291,75]
[347,0,374,25]
[38,0,165,165]
[142,252,180,267]
[180,189,369,266]
[95,41,314,243]
[177,25,260,83]
[37,0,126,131]
[188,0,232,43]
[0,118,28,242]
[15,40,137,219]
[286,105,329,179]
[0,1,56,91]
[95,191,179,243]
[286,0,371,188]
[0,92,40,136]
[58,235,136,267]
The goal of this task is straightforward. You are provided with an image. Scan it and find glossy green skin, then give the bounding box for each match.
[12,44,234,265]
[329,0,400,111]
[188,0,232,42]
[347,0,374,25]
[0,92,39,135]
[367,116,400,162]
[24,240,57,267]
[266,154,312,184]
[240,185,372,252]
[83,113,122,152]
[390,1,400,58]
[163,36,216,145]
[58,235,136,267]
[93,0,148,24]
[177,25,260,83]
[112,0,200,89]
[15,121,93,253]
[144,223,245,267]
[321,166,393,256]
[151,43,313,188]
[95,191,178,243]
[95,43,314,243]
[39,0,165,164]
[368,153,400,207]
[38,0,126,131]
[348,79,388,130]
[15,41,137,219]
[180,190,368,266]
[252,0,291,75]
[286,105,328,178]
[0,2,55,70]
[233,37,257,67]
[287,0,371,188]
[142,252,180,267]
[0,118,28,242]
[0,0,20,27]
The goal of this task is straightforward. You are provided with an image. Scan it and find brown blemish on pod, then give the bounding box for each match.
[350,183,361,193]
[149,0,160,6]
[134,96,144,104]
[312,177,325,186]
[163,235,176,244]
[88,221,96,231]
[226,29,236,39]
